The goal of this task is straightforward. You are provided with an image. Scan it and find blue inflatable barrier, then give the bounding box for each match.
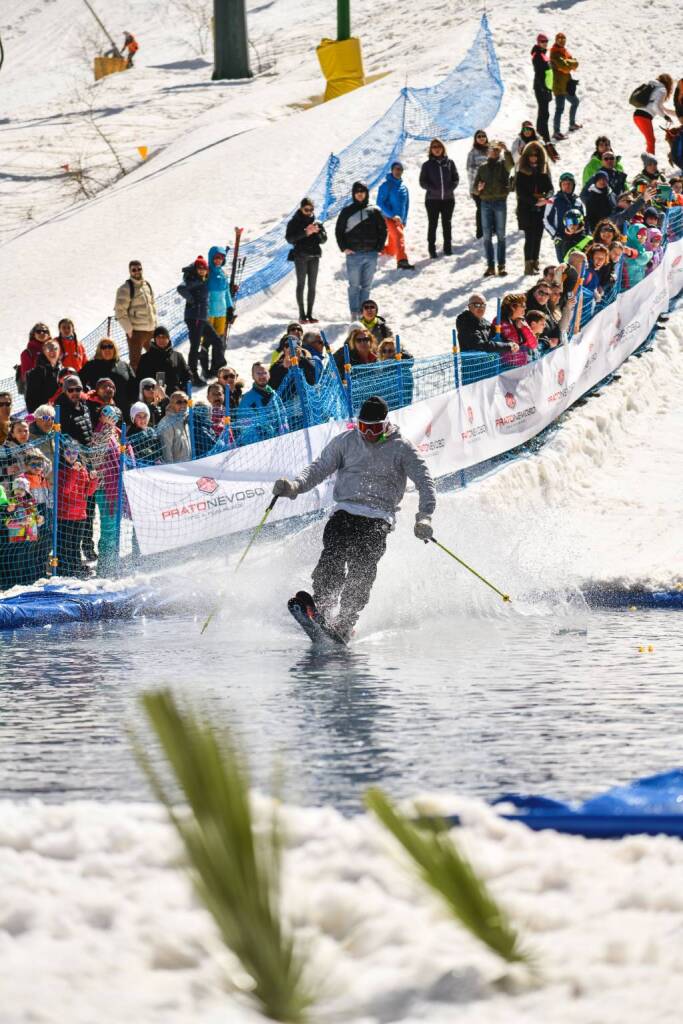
[0,583,167,631]
[439,770,683,839]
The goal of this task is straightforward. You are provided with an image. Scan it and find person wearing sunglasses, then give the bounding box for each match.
[157,392,192,464]
[582,148,627,194]
[81,337,136,422]
[215,366,244,410]
[419,137,459,258]
[285,197,328,323]
[335,181,387,319]
[515,141,554,276]
[272,394,436,642]
[455,294,520,355]
[114,260,158,373]
[25,338,63,414]
[0,392,12,445]
[524,281,561,344]
[55,375,93,447]
[466,130,490,239]
[358,299,393,344]
[18,324,52,392]
[136,377,168,426]
[333,327,377,375]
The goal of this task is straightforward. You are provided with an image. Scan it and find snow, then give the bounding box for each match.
[2,0,683,1020]
[2,795,683,1023]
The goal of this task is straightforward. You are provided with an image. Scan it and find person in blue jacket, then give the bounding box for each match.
[176,255,225,386]
[207,245,235,342]
[236,362,288,443]
[376,162,414,270]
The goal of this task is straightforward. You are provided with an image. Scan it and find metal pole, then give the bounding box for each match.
[337,0,351,41]
[114,424,127,570]
[452,327,467,490]
[81,0,120,55]
[213,0,252,80]
[50,407,61,578]
[187,382,196,460]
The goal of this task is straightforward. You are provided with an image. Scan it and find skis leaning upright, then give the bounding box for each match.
[225,226,246,346]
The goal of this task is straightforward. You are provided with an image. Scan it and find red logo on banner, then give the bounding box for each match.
[424,421,433,437]
[557,369,565,386]
[505,392,516,409]
[196,477,219,494]
[467,406,474,424]
[673,255,682,267]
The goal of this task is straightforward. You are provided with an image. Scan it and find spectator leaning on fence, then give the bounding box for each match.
[114,259,157,373]
[455,294,518,355]
[157,391,191,464]
[216,367,244,410]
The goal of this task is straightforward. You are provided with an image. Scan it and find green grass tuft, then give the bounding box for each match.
[365,788,532,966]
[133,689,315,1023]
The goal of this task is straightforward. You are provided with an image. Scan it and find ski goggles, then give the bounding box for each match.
[358,419,388,442]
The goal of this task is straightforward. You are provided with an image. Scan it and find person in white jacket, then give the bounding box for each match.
[273,395,435,639]
[632,74,676,155]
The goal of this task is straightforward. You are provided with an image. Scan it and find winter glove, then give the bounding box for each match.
[414,516,433,542]
[273,478,298,499]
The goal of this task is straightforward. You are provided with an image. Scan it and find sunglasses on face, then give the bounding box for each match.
[130,266,142,272]
[142,384,155,390]
[0,401,12,408]
[100,344,115,350]
[470,302,486,308]
[302,207,314,214]
[362,304,377,311]
[34,328,49,335]
[66,387,82,393]
[221,374,236,381]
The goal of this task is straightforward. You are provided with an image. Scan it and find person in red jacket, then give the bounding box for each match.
[56,443,99,577]
[489,293,539,368]
[56,319,87,373]
[18,323,51,392]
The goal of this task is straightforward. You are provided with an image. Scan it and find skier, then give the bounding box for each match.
[273,395,436,641]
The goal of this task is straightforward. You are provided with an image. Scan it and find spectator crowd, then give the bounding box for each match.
[2,33,683,587]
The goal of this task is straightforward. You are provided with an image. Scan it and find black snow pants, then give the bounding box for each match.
[312,510,389,629]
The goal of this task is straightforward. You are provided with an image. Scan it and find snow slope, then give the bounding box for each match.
[1,0,681,372]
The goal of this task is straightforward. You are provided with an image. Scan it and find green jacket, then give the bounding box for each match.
[474,151,514,202]
[582,154,625,186]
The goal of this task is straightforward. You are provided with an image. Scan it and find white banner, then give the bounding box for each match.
[126,239,683,555]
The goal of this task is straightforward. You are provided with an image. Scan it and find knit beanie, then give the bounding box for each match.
[358,396,389,423]
[130,402,150,421]
[194,255,209,269]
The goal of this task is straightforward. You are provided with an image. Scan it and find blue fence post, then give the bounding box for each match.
[321,330,348,417]
[50,406,61,578]
[569,271,586,339]
[452,326,467,490]
[614,253,625,295]
[186,381,196,460]
[342,343,354,418]
[288,338,310,430]
[114,424,127,571]
[394,332,405,408]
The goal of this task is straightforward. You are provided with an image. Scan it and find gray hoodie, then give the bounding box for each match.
[292,425,436,525]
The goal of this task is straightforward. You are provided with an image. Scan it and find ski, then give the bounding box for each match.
[229,226,244,300]
[287,590,348,646]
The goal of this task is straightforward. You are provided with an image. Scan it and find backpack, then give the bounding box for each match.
[629,82,655,109]
[128,278,154,300]
[544,68,553,91]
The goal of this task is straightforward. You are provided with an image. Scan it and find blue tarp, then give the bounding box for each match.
[487,770,683,839]
[0,584,167,630]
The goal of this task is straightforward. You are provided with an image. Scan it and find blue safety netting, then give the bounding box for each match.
[0,15,503,411]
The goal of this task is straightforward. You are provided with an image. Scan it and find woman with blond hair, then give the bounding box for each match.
[515,141,554,276]
[333,325,378,374]
[81,337,136,421]
[419,137,459,258]
[489,293,538,368]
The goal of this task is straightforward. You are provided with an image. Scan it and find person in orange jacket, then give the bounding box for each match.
[122,32,138,67]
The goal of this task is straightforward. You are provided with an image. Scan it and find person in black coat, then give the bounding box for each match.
[419,138,459,257]
[455,295,521,354]
[525,281,561,340]
[531,34,552,143]
[269,346,317,394]
[25,339,63,413]
[580,172,617,231]
[55,376,93,447]
[136,327,191,397]
[335,182,387,318]
[176,255,224,385]
[81,338,137,421]
[285,197,327,323]
[515,142,554,275]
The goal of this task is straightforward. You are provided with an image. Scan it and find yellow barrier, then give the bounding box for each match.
[93,56,128,82]
[316,37,365,101]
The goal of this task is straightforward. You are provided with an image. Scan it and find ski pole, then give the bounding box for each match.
[200,496,279,634]
[429,536,511,602]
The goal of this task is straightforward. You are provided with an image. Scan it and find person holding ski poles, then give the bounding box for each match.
[273,395,436,641]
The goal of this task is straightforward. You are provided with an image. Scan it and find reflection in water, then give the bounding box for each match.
[0,607,682,811]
